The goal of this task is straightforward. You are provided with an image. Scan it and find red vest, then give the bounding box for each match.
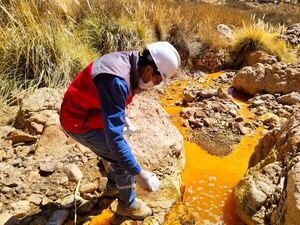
[60,62,134,133]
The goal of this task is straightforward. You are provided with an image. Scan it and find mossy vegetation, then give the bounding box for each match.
[0,0,299,106]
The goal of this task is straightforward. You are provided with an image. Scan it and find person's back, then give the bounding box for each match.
[60,51,138,133]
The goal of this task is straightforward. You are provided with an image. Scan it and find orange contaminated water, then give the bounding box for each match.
[161,73,263,225]
[87,73,262,225]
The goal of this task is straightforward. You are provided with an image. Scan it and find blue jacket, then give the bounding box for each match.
[94,74,141,175]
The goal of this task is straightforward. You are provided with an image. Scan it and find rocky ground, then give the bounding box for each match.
[226,50,300,225]
[172,49,300,159]
[1,51,299,224]
[0,88,186,225]
[179,84,244,156]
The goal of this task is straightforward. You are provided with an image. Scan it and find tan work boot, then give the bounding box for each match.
[116,198,152,220]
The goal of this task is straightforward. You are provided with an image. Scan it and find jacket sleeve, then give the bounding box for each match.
[94,74,142,175]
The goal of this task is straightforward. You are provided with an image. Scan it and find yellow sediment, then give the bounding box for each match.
[161,73,263,224]
[87,209,115,225]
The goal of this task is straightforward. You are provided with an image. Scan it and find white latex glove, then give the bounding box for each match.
[123,117,139,135]
[135,170,160,192]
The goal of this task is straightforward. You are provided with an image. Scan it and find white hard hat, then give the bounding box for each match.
[147,42,181,79]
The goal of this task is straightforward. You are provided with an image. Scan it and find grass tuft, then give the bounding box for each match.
[228,19,298,66]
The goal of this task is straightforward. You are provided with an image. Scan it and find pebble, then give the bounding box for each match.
[20,193,27,200]
[80,182,98,194]
[252,100,264,106]
[39,160,57,173]
[28,193,43,205]
[59,194,83,208]
[11,200,31,217]
[57,176,69,185]
[42,197,53,206]
[2,187,11,193]
[46,190,55,196]
[63,164,83,182]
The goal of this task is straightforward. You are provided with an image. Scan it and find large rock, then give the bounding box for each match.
[15,88,64,134]
[244,51,278,66]
[35,125,69,157]
[233,62,300,96]
[234,111,300,224]
[125,94,184,221]
[277,92,300,105]
[14,88,76,158]
[284,159,300,225]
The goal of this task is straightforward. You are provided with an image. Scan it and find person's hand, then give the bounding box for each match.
[123,117,139,135]
[123,124,139,135]
[135,170,160,192]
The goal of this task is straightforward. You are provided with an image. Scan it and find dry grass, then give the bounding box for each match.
[81,11,155,54]
[187,2,253,51]
[0,0,299,107]
[226,1,300,26]
[0,0,97,106]
[248,3,300,26]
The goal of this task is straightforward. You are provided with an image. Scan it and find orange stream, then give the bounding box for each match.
[86,73,262,225]
[88,209,115,225]
[161,73,262,224]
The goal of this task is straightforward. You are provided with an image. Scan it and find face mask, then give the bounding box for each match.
[138,78,155,90]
